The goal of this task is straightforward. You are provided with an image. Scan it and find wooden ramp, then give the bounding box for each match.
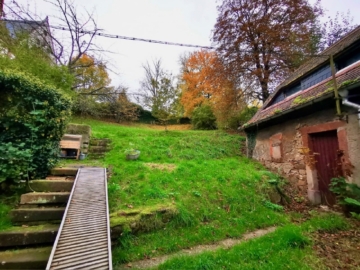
[46,167,112,270]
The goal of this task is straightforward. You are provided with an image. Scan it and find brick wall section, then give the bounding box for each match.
[251,107,360,200]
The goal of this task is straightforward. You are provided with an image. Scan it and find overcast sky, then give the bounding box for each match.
[6,0,360,94]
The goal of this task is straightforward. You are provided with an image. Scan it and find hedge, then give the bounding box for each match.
[0,69,72,183]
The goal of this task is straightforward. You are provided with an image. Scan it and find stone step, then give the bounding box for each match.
[20,192,70,205]
[27,180,74,192]
[89,146,110,153]
[90,139,111,146]
[0,247,51,270]
[49,167,78,176]
[0,224,59,248]
[45,176,75,180]
[10,208,65,223]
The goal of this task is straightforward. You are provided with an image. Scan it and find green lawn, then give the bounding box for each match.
[67,119,291,265]
[26,118,354,268]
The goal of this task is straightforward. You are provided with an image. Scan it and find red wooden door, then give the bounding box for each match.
[310,130,339,205]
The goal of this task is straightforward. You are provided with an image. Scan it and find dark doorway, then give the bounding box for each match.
[310,130,339,205]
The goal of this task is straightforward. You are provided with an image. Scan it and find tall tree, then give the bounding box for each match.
[180,50,245,127]
[138,59,180,129]
[138,59,164,110]
[212,0,321,102]
[71,53,112,117]
[72,53,111,95]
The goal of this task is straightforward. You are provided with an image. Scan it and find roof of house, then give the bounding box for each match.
[245,26,360,129]
[4,18,50,37]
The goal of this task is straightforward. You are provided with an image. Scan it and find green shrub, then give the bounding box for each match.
[191,105,217,130]
[330,177,360,215]
[227,106,258,129]
[0,69,72,184]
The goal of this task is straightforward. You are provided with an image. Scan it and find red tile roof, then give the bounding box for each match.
[245,26,360,128]
[245,61,360,127]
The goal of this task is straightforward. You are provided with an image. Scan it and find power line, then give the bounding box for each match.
[49,24,216,50]
[1,18,331,58]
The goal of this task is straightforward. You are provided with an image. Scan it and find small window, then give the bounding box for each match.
[337,50,360,70]
[285,83,301,97]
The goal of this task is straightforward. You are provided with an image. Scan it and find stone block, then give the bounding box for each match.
[293,163,306,170]
[20,192,70,204]
[297,180,307,186]
[50,167,78,176]
[0,225,58,247]
[27,180,74,192]
[10,208,65,223]
[308,189,321,205]
[0,247,51,270]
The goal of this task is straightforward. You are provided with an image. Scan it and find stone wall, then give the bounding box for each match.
[250,107,360,202]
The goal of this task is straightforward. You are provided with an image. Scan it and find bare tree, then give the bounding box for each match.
[319,11,358,51]
[137,59,166,110]
[4,0,102,71]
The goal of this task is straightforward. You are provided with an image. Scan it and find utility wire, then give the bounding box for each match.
[50,25,215,50]
[2,18,332,58]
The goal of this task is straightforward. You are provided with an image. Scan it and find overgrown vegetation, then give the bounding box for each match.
[191,105,217,130]
[68,118,288,265]
[330,177,360,219]
[0,70,71,186]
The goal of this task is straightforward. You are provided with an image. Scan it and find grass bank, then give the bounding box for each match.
[69,118,288,265]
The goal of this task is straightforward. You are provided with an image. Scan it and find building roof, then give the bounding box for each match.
[245,61,360,128]
[4,18,50,37]
[245,26,360,129]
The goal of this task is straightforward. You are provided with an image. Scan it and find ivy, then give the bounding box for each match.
[0,69,72,184]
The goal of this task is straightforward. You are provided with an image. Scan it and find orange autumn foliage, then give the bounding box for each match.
[180,50,244,126]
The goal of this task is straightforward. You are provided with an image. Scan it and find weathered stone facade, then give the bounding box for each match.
[249,107,360,204]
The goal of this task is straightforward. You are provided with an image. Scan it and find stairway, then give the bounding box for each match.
[0,168,77,270]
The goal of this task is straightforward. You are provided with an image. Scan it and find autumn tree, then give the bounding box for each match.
[212,0,322,102]
[71,54,112,116]
[72,53,111,95]
[180,50,245,128]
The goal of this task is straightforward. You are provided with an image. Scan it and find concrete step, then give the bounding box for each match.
[0,247,51,270]
[45,176,75,180]
[0,224,59,248]
[49,167,78,176]
[20,192,70,205]
[10,207,65,223]
[27,180,74,192]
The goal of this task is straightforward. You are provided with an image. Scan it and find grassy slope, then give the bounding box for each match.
[70,119,288,264]
[158,213,349,270]
[65,119,352,269]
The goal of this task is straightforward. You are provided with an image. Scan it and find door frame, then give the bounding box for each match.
[300,121,349,204]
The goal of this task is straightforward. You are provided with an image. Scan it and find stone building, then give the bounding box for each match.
[243,26,360,205]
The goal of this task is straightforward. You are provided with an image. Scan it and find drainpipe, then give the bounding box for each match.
[330,55,342,116]
[342,99,360,126]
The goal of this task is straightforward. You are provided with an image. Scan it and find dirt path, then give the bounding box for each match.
[117,226,277,269]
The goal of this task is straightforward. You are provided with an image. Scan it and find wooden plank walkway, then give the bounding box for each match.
[46,167,112,270]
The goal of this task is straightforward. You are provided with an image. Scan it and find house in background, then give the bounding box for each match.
[243,26,360,205]
[1,17,54,58]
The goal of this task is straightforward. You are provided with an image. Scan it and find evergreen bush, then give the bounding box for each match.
[0,69,71,184]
